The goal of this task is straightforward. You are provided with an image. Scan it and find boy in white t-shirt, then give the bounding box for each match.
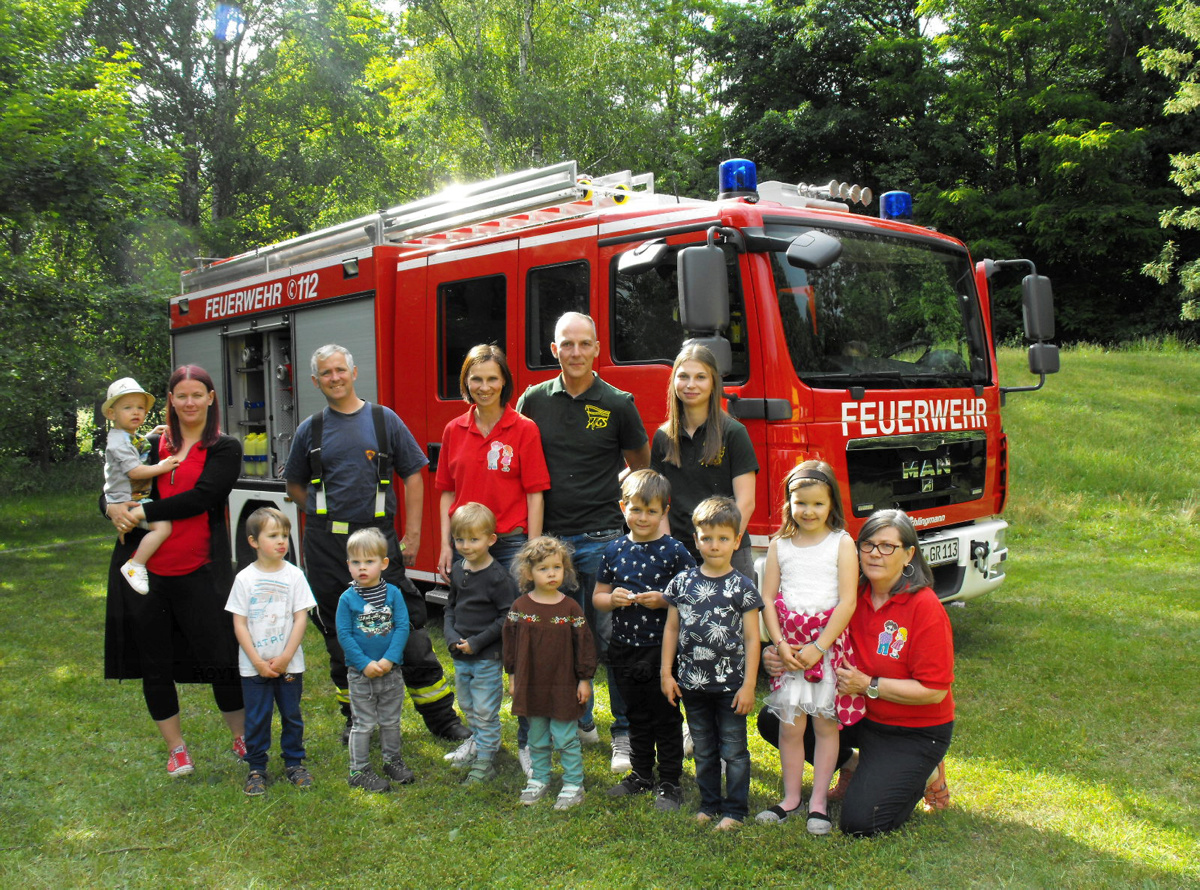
[225,507,316,796]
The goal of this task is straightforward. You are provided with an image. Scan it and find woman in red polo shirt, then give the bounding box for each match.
[435,345,550,578]
[759,508,954,836]
[104,365,244,777]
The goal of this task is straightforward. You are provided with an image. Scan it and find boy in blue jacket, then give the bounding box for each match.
[336,528,412,792]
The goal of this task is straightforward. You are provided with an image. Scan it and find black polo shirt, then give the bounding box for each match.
[517,373,648,535]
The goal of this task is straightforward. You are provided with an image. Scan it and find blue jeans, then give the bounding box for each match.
[453,656,503,759]
[527,716,584,787]
[681,689,751,821]
[347,667,405,771]
[489,533,527,573]
[242,672,306,771]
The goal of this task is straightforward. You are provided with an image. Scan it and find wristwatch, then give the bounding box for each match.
[866,677,880,699]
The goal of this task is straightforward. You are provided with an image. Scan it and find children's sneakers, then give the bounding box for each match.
[120,560,150,595]
[554,784,585,810]
[382,758,415,785]
[243,770,267,796]
[519,780,549,805]
[577,722,600,745]
[653,781,683,812]
[166,744,194,777]
[285,765,314,789]
[232,735,247,761]
[610,734,632,773]
[443,736,477,768]
[348,766,390,793]
[463,759,497,785]
[607,771,653,798]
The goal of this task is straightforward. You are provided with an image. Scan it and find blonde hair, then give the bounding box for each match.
[346,527,388,560]
[659,343,726,467]
[512,536,577,593]
[450,502,497,538]
[775,459,845,539]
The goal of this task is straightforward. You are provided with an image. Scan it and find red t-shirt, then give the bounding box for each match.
[434,407,551,535]
[849,584,955,727]
[146,439,212,577]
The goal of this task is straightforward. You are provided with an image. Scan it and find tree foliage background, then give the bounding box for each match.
[2,0,1197,463]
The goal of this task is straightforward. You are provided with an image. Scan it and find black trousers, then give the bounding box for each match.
[757,706,952,836]
[609,640,683,784]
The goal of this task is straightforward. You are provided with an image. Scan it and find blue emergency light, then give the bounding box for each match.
[719,159,758,200]
[879,190,913,222]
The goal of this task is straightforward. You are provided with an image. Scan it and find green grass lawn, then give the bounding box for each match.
[1,345,1197,888]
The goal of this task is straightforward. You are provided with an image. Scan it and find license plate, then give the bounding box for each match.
[920,538,959,566]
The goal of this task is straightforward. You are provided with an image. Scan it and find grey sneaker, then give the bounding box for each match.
[653,781,683,812]
[348,766,390,793]
[607,771,653,798]
[577,722,600,745]
[518,745,533,778]
[554,783,585,810]
[519,780,549,805]
[463,759,497,785]
[610,734,632,773]
[382,759,415,785]
[443,736,477,768]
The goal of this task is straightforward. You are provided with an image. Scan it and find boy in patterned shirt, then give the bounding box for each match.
[661,497,762,831]
[594,470,694,810]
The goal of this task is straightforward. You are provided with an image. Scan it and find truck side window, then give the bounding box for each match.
[526,261,589,369]
[610,247,749,382]
[437,274,507,399]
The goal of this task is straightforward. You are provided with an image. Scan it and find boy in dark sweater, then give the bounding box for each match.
[444,503,518,783]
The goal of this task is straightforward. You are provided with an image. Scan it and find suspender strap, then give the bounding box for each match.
[308,408,327,515]
[307,402,393,519]
[371,403,392,519]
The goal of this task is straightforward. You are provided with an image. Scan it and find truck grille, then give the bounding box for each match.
[845,431,987,518]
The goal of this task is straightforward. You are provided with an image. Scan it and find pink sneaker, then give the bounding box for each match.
[167,744,194,776]
[232,735,247,760]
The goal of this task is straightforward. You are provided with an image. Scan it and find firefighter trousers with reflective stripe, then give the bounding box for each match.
[302,517,462,735]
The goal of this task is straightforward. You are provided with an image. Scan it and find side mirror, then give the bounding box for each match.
[1029,342,1059,375]
[785,230,842,270]
[1022,274,1054,341]
[678,242,729,332]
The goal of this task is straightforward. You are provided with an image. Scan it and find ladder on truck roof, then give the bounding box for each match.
[181,162,656,294]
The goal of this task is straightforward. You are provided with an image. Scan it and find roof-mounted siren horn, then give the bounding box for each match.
[719,159,759,201]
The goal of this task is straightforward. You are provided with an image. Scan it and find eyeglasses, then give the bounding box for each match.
[858,540,900,555]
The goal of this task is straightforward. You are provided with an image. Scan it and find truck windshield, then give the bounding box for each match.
[765,224,991,388]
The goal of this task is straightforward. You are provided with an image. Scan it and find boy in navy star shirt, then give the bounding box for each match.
[594,470,694,811]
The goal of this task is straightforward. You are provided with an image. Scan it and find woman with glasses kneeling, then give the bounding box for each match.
[759,508,954,836]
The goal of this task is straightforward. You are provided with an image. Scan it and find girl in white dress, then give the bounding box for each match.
[756,460,858,834]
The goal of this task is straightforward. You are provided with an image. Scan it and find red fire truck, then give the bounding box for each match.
[169,159,1057,603]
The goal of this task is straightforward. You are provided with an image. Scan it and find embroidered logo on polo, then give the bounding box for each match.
[486,440,514,472]
[584,404,611,430]
[877,619,908,658]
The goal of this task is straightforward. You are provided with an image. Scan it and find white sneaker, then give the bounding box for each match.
[519,779,548,805]
[610,734,632,773]
[518,745,533,779]
[682,724,694,758]
[554,783,585,810]
[121,560,150,595]
[577,723,600,745]
[443,736,477,768]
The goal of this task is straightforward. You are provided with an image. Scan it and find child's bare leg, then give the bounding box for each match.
[132,520,172,566]
[808,714,839,814]
[778,715,807,810]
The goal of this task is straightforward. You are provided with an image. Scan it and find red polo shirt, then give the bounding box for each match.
[849,584,955,727]
[434,407,551,535]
